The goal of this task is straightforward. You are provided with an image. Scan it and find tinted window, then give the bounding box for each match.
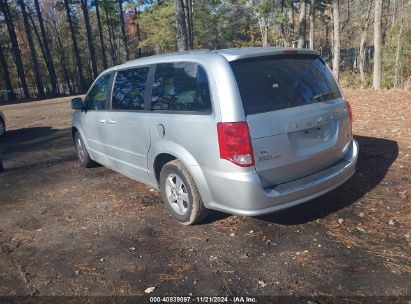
[112,67,149,110]
[230,55,341,115]
[151,62,211,112]
[86,73,111,111]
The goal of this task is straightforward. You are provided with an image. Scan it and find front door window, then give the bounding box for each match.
[86,74,111,111]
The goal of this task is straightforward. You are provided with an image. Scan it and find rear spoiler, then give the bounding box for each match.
[218,47,320,62]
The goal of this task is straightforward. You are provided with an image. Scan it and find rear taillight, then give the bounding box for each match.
[346,100,353,127]
[217,122,255,167]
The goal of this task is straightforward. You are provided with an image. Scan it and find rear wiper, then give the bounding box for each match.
[311,92,331,100]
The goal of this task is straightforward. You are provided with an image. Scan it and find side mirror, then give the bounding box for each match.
[71,97,84,110]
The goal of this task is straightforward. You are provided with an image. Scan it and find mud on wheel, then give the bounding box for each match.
[160,160,209,225]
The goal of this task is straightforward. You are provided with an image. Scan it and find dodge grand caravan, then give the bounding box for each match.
[71,47,359,225]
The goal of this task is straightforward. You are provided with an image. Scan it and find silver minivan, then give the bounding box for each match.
[71,47,358,225]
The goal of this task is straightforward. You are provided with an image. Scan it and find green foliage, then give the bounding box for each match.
[192,0,220,49]
[218,3,257,47]
[139,0,177,53]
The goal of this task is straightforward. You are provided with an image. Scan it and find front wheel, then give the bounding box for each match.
[160,160,209,225]
[0,119,5,137]
[74,132,98,168]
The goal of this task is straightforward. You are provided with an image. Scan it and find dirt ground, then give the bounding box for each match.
[0,89,410,299]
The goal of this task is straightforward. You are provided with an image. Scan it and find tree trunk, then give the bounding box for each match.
[49,11,73,94]
[95,0,108,69]
[118,0,130,60]
[183,0,193,49]
[0,0,30,99]
[288,0,295,45]
[259,18,268,47]
[297,0,307,48]
[19,0,45,99]
[0,41,16,101]
[134,7,142,58]
[174,0,189,51]
[309,0,315,49]
[55,33,73,95]
[279,0,289,47]
[189,0,194,48]
[359,0,372,89]
[64,0,87,92]
[81,0,98,79]
[103,0,118,65]
[391,0,396,26]
[34,0,58,96]
[393,10,404,88]
[373,0,383,90]
[28,12,46,67]
[332,0,340,80]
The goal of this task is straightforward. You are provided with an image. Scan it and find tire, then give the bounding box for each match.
[0,119,5,137]
[74,132,98,168]
[160,160,209,225]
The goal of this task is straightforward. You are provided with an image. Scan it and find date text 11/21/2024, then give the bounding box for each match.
[149,296,258,303]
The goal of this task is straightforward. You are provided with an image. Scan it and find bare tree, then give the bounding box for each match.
[19,0,45,98]
[297,0,307,48]
[103,0,118,65]
[373,0,383,90]
[174,0,189,51]
[81,0,98,79]
[49,17,73,95]
[332,0,340,80]
[359,0,372,88]
[134,7,142,58]
[64,0,88,92]
[0,42,15,101]
[309,0,315,49]
[393,7,406,88]
[183,0,193,49]
[0,0,30,99]
[118,0,130,60]
[288,0,295,45]
[95,0,108,69]
[393,23,403,88]
[34,0,58,96]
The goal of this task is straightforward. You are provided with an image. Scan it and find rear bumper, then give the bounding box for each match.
[204,139,359,216]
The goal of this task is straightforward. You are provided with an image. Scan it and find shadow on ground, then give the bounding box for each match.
[0,127,75,172]
[204,135,399,225]
[0,126,61,151]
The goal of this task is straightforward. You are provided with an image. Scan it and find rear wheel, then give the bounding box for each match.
[0,119,5,137]
[160,160,208,225]
[74,132,98,168]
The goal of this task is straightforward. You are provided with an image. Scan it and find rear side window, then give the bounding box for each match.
[151,62,211,112]
[86,73,111,111]
[230,55,341,115]
[112,67,149,110]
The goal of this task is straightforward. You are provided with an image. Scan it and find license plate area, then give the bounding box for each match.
[289,123,334,151]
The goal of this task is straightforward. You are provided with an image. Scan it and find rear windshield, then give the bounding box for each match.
[230,55,341,115]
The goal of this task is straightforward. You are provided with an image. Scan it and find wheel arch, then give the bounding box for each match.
[71,126,78,140]
[150,144,213,208]
[153,153,177,185]
[71,125,90,150]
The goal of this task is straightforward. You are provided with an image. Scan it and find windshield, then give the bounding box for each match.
[230,55,341,115]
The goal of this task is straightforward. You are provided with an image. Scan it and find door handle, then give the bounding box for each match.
[107,120,116,124]
[97,119,106,123]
